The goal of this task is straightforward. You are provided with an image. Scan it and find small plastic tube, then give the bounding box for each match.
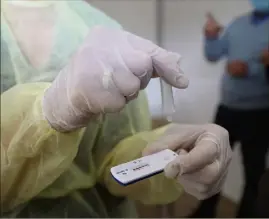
[160,79,175,122]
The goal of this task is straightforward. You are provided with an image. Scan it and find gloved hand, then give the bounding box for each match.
[43,26,189,132]
[143,123,232,200]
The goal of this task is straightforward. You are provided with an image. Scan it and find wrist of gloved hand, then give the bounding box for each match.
[42,78,96,132]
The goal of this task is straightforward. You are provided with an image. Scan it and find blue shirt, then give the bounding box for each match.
[204,12,269,110]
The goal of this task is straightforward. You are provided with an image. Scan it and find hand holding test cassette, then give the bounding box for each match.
[110,149,178,186]
[111,123,232,200]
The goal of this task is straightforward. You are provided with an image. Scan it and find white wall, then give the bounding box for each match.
[89,0,157,42]
[89,0,268,203]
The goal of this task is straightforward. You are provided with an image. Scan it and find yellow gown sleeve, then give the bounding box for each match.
[98,125,183,205]
[1,83,84,212]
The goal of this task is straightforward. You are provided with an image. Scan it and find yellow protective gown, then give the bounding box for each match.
[1,0,183,217]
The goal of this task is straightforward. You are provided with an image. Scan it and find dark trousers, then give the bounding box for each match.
[256,169,269,218]
[191,105,269,218]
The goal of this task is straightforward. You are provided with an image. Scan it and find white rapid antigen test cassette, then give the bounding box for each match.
[110,149,178,186]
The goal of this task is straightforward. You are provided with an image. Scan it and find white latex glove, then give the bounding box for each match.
[43,26,189,132]
[143,123,233,200]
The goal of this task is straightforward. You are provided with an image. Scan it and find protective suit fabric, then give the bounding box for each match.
[1,0,183,217]
[1,0,120,90]
[98,125,183,205]
[1,83,86,212]
[1,83,183,217]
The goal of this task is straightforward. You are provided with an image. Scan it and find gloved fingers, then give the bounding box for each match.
[142,126,202,156]
[176,169,226,200]
[142,137,174,156]
[72,59,128,114]
[96,90,127,113]
[213,167,229,194]
[197,167,229,199]
[151,51,189,89]
[177,177,210,200]
[76,86,126,114]
[105,51,141,99]
[165,159,222,195]
[178,160,220,186]
[166,137,219,175]
[142,134,186,156]
[179,160,229,200]
[164,149,187,179]
[126,32,189,89]
[121,50,153,90]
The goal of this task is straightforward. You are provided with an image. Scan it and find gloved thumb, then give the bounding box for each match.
[126,32,189,89]
[142,143,164,156]
[164,149,188,178]
[165,136,219,178]
[142,124,202,156]
[142,136,179,156]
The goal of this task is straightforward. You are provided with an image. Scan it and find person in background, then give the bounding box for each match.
[190,0,269,218]
[1,0,232,217]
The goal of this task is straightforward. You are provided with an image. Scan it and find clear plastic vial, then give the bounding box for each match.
[160,79,175,122]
